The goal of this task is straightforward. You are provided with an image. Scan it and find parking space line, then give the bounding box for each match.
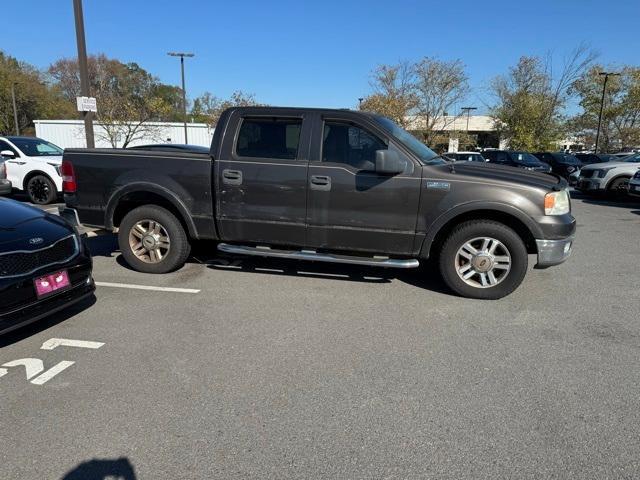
[94,281,200,294]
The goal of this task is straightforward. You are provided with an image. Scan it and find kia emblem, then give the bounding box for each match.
[29,237,44,245]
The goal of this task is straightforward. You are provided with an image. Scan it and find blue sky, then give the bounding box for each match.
[3,0,639,113]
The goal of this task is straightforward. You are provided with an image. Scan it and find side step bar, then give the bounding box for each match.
[217,243,420,269]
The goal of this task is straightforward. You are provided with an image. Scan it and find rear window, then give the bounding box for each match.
[236,118,302,160]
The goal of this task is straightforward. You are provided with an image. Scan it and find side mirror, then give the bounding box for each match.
[375,149,404,175]
[0,150,15,159]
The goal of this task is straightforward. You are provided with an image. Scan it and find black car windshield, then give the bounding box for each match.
[553,153,581,165]
[621,153,640,162]
[510,151,542,166]
[372,116,443,165]
[7,137,63,156]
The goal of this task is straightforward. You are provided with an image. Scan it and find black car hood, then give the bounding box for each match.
[0,198,73,251]
[442,162,564,190]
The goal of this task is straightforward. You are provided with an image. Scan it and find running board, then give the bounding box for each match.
[217,243,420,269]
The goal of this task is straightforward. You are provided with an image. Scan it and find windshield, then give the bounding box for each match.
[372,116,442,165]
[510,151,542,166]
[621,153,640,163]
[554,153,581,165]
[7,137,63,157]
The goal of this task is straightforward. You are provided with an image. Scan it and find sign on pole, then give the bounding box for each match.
[76,96,97,113]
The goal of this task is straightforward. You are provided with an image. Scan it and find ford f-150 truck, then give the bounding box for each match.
[61,107,575,299]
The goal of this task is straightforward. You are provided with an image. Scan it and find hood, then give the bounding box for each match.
[436,162,564,190]
[0,197,73,251]
[582,161,640,171]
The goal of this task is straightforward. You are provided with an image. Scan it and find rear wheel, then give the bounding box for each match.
[118,205,191,273]
[439,220,528,300]
[26,174,56,205]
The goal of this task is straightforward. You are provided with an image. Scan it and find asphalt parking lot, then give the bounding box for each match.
[1,192,639,479]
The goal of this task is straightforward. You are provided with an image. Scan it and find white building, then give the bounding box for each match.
[406,115,507,152]
[33,119,214,149]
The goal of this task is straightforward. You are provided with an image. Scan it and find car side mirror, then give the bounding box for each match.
[375,149,404,175]
[0,150,15,159]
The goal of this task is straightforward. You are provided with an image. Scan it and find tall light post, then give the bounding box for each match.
[10,82,19,135]
[73,0,95,148]
[168,52,194,143]
[358,97,363,109]
[594,71,620,154]
[460,106,477,132]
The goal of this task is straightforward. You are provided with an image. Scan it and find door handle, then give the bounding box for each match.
[222,169,242,186]
[310,175,331,191]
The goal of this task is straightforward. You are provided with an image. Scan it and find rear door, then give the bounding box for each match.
[305,113,422,255]
[215,111,312,246]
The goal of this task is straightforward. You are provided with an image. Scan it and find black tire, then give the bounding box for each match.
[118,205,191,274]
[438,220,528,300]
[26,174,57,205]
[608,177,630,200]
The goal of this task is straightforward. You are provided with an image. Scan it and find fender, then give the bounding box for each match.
[105,182,199,238]
[419,201,544,258]
[604,173,633,190]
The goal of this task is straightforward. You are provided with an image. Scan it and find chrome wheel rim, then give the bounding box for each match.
[129,219,170,264]
[455,237,511,289]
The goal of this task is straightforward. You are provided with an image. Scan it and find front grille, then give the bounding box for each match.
[0,235,78,278]
[580,170,595,179]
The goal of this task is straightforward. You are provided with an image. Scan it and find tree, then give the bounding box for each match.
[570,65,640,151]
[191,90,259,126]
[412,57,469,145]
[0,51,74,135]
[490,46,596,150]
[49,55,175,147]
[359,62,417,128]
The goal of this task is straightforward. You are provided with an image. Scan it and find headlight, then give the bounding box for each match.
[545,190,570,215]
[48,163,62,176]
[592,168,611,178]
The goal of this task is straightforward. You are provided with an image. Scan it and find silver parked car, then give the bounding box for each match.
[577,153,640,197]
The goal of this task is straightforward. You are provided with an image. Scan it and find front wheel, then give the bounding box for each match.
[26,175,57,204]
[608,177,630,200]
[439,220,528,300]
[118,205,191,274]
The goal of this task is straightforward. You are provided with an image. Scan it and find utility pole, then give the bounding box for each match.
[10,83,19,135]
[594,72,620,154]
[358,97,363,109]
[73,0,95,148]
[168,52,194,143]
[460,106,477,132]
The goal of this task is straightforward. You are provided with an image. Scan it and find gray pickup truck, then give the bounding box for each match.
[61,107,575,299]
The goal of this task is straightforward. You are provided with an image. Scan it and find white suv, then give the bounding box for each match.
[0,136,63,204]
[577,153,640,198]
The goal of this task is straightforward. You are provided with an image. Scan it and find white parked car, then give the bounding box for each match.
[0,136,64,204]
[576,153,640,198]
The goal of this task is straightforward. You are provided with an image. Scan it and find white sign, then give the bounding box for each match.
[76,96,97,112]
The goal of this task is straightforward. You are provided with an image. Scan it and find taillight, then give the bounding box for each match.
[61,160,77,193]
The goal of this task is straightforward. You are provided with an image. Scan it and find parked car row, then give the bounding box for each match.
[576,152,640,198]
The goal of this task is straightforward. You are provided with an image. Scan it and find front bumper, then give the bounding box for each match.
[576,177,604,192]
[535,236,574,268]
[0,179,11,195]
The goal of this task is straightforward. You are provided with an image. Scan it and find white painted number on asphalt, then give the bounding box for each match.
[0,338,104,386]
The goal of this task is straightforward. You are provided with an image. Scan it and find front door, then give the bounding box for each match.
[216,114,311,246]
[305,116,422,255]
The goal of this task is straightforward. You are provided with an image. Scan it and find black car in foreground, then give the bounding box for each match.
[0,198,94,335]
[483,150,552,173]
[533,152,582,184]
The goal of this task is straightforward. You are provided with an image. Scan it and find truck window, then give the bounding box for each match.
[322,122,386,170]
[236,118,302,160]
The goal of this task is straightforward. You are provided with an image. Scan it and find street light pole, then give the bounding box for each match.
[594,72,620,154]
[10,83,19,135]
[358,97,363,109]
[73,0,95,148]
[460,106,477,132]
[168,52,194,144]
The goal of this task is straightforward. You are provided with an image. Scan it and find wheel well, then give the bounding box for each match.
[428,210,538,258]
[112,191,191,236]
[606,174,631,190]
[23,170,54,191]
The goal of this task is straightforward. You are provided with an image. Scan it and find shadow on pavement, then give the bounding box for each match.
[0,295,96,349]
[61,457,136,480]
